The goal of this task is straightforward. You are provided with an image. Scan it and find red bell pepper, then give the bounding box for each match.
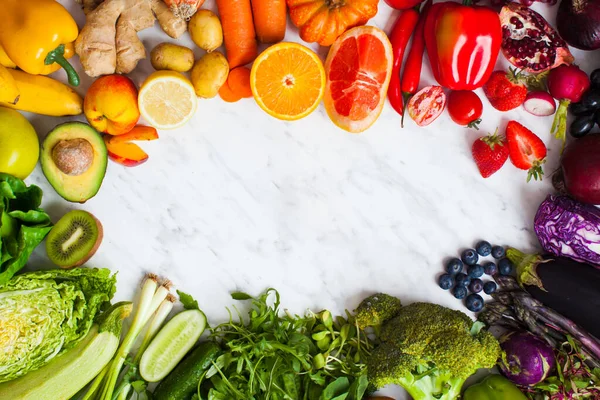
[424,0,502,90]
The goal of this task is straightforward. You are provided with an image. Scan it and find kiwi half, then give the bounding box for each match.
[46,210,103,268]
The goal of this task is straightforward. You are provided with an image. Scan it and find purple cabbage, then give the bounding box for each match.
[534,194,600,267]
[499,331,556,386]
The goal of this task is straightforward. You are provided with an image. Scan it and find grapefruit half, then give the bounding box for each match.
[324,26,393,133]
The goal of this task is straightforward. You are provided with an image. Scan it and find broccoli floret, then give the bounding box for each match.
[367,302,501,400]
[354,293,402,329]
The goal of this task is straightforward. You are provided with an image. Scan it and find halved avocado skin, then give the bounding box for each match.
[41,122,107,203]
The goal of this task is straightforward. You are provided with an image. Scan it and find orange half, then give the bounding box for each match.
[250,42,325,121]
[324,26,393,133]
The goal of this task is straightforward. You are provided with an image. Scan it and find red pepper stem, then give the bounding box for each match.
[401,92,411,128]
[462,0,473,6]
[45,44,80,87]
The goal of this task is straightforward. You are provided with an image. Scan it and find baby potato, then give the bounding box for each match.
[191,52,229,98]
[188,10,223,53]
[150,43,194,72]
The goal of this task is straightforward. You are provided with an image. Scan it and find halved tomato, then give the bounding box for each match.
[407,85,446,127]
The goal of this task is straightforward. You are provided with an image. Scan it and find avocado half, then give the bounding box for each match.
[41,122,107,203]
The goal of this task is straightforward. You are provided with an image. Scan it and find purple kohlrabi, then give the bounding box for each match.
[499,331,556,386]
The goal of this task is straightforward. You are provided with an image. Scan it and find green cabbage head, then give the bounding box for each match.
[0,268,116,382]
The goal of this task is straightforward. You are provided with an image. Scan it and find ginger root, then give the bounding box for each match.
[74,0,187,77]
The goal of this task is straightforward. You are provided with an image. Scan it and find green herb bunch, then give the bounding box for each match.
[196,289,374,400]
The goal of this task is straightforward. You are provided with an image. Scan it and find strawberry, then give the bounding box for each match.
[506,120,547,182]
[472,130,509,178]
[483,69,528,111]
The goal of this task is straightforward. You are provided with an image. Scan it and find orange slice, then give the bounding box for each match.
[250,42,325,121]
[324,26,393,133]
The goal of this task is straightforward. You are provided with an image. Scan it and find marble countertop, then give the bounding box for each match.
[22,1,598,398]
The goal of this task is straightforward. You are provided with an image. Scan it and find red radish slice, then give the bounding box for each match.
[523,91,557,116]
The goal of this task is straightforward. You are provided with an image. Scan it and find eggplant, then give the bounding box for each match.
[507,248,600,338]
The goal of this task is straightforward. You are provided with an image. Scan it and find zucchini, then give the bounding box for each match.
[139,309,207,382]
[153,341,221,400]
[0,302,131,400]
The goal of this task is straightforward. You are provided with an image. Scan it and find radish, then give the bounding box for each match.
[523,91,556,116]
[548,64,591,149]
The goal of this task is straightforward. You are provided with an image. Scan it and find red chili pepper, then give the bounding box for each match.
[400,0,432,127]
[424,0,502,90]
[387,8,420,116]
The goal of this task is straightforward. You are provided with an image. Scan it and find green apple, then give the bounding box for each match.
[0,107,39,179]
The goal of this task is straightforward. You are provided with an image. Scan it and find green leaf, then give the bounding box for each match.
[0,224,52,285]
[313,353,326,370]
[346,375,368,400]
[312,331,329,341]
[231,292,253,300]
[177,290,199,310]
[0,181,16,200]
[320,377,349,400]
[0,174,52,284]
[8,210,51,225]
[131,380,147,393]
[320,311,333,331]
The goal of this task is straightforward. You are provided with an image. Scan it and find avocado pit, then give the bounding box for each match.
[52,139,94,176]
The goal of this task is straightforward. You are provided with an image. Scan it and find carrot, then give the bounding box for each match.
[219,81,243,103]
[251,0,287,43]
[227,67,253,98]
[215,0,258,69]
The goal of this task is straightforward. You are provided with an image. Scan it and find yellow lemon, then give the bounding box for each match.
[138,71,197,130]
[0,107,39,179]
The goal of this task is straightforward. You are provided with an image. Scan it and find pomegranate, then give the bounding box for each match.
[499,2,574,73]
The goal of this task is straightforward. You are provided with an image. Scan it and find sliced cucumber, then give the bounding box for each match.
[139,309,207,382]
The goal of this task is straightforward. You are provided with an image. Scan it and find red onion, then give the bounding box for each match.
[557,0,600,51]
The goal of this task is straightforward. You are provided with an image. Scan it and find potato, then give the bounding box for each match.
[188,10,223,53]
[191,52,229,98]
[150,43,194,72]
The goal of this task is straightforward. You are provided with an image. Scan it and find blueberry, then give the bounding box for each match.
[461,249,479,266]
[482,261,498,276]
[498,258,514,275]
[465,294,484,312]
[491,245,505,259]
[438,274,454,290]
[475,241,492,257]
[467,264,484,279]
[445,258,464,275]
[455,273,471,287]
[453,286,468,300]
[468,278,483,293]
[483,281,497,295]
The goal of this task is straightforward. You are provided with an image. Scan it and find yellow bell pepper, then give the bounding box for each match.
[0,0,80,86]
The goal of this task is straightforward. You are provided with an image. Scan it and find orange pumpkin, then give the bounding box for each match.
[287,0,379,46]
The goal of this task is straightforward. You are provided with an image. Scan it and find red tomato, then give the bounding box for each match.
[384,0,424,10]
[447,90,483,127]
[407,85,446,126]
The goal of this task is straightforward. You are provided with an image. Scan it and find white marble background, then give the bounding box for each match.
[21,1,599,398]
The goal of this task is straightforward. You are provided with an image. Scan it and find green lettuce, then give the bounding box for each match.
[0,173,53,285]
[0,268,117,382]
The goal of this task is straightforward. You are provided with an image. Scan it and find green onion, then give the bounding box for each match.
[92,275,170,400]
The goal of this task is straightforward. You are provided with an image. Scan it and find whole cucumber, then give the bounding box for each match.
[153,341,220,400]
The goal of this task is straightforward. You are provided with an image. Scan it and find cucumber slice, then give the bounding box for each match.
[139,309,207,382]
